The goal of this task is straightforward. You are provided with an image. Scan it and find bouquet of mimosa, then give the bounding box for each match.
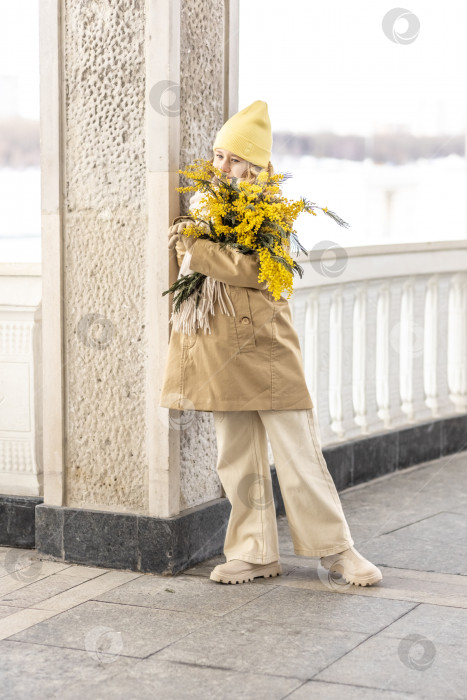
[162,158,349,313]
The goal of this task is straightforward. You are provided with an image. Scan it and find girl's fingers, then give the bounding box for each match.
[168,221,191,237]
[168,233,179,249]
[168,224,180,237]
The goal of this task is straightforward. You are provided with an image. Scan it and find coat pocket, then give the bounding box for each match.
[229,287,256,353]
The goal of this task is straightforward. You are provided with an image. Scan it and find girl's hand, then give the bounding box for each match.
[180,219,211,251]
[168,220,191,250]
[167,219,210,251]
[168,220,191,237]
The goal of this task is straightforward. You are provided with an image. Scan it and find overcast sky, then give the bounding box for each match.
[0,1,39,119]
[1,1,467,138]
[239,0,467,136]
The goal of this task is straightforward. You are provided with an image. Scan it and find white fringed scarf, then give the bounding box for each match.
[169,189,236,336]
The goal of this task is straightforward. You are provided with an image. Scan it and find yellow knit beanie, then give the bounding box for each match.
[212,100,272,169]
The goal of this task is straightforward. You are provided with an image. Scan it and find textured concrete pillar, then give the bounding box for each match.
[37,0,238,569]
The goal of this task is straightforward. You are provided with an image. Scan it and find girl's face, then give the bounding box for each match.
[213,148,249,180]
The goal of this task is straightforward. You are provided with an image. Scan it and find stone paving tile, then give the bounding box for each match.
[314,632,466,699]
[339,455,467,542]
[0,547,108,577]
[0,568,112,608]
[60,657,302,700]
[0,571,143,640]
[221,585,417,635]
[353,512,467,575]
[375,602,467,644]
[52,564,113,578]
[156,616,369,680]
[0,604,23,619]
[0,607,63,641]
[93,572,275,617]
[286,680,415,699]
[29,570,143,612]
[0,639,135,700]
[6,599,213,658]
[0,560,75,599]
[0,549,71,580]
[253,564,467,610]
[1,452,466,698]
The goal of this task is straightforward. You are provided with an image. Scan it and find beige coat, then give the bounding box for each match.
[159,231,314,412]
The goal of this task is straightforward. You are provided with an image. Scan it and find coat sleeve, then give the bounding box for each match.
[188,238,269,290]
[175,237,186,268]
[172,190,209,269]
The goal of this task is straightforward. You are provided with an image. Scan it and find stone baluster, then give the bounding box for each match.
[437,273,456,415]
[353,280,384,435]
[309,287,336,444]
[386,278,406,428]
[448,272,467,411]
[400,276,431,422]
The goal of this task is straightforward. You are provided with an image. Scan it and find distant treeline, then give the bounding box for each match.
[0,118,464,168]
[273,131,465,164]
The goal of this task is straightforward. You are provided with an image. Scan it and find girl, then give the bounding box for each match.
[159,100,382,588]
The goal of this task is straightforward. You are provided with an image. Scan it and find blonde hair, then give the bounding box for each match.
[209,156,275,185]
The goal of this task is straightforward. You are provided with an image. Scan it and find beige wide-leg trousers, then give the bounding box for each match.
[212,407,354,564]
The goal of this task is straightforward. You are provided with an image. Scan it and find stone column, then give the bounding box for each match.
[36,0,239,574]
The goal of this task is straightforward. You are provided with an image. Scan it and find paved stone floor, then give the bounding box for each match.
[1,450,467,699]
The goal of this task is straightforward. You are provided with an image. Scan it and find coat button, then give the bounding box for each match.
[240,316,250,324]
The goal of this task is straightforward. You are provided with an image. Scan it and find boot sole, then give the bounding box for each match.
[210,564,282,584]
[324,563,383,587]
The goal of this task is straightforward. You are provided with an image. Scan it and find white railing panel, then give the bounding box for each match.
[290,241,467,445]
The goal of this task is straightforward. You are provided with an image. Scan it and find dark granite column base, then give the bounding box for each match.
[34,498,230,575]
[2,413,467,574]
[0,495,42,548]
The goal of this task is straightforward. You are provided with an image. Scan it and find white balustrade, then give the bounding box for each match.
[448,272,467,411]
[1,243,466,495]
[290,241,467,445]
[0,264,42,496]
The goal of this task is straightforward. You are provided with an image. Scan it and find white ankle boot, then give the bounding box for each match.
[210,559,282,584]
[320,546,382,587]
